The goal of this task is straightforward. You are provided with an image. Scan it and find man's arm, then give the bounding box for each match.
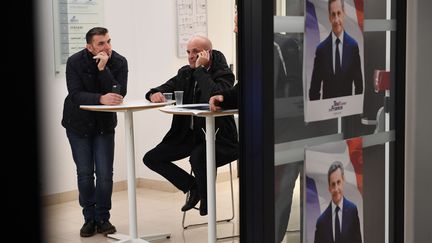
[98,54,129,97]
[145,75,178,102]
[219,84,239,109]
[193,66,235,102]
[352,205,362,243]
[66,57,101,105]
[309,47,324,100]
[352,44,363,95]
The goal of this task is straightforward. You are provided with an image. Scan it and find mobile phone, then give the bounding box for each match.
[112,84,121,94]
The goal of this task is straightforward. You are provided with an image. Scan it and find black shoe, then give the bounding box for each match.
[80,219,96,237]
[97,220,117,235]
[181,187,200,212]
[199,198,207,216]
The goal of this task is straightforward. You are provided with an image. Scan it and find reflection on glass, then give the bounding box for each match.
[274,0,304,16]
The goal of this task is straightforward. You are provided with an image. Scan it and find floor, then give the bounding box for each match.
[42,178,301,243]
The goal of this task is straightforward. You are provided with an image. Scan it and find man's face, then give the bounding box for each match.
[328,168,344,205]
[186,39,205,68]
[86,34,112,57]
[329,0,345,37]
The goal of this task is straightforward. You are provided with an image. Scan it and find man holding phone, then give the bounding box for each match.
[62,27,128,237]
[143,36,238,216]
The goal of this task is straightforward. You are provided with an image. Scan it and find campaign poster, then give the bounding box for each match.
[304,0,364,122]
[305,137,364,243]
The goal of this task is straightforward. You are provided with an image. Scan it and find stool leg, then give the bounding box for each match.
[182,163,237,235]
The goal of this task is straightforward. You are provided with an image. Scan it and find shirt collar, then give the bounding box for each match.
[331,197,344,213]
[332,30,345,45]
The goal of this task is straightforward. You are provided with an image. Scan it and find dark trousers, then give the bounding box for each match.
[66,130,114,222]
[143,132,238,199]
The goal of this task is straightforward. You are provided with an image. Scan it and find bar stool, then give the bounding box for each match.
[181,162,237,240]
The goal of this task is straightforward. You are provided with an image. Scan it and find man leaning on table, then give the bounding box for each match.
[61,27,128,237]
[143,35,238,216]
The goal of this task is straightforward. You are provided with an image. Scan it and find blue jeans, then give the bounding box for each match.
[66,131,114,222]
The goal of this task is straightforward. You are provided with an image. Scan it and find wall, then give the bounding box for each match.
[36,0,236,196]
[405,0,432,242]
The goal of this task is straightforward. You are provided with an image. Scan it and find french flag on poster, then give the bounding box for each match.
[305,137,364,243]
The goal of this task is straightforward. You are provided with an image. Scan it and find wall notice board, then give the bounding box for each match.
[53,0,104,74]
[176,0,208,58]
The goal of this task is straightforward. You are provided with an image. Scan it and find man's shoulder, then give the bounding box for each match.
[316,34,332,51]
[317,203,332,223]
[110,50,128,68]
[111,50,127,62]
[68,49,86,62]
[343,197,358,210]
[343,32,359,47]
[66,49,89,69]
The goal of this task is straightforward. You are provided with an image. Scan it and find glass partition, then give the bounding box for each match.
[273,0,399,242]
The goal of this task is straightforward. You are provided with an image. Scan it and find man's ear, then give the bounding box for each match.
[86,44,93,53]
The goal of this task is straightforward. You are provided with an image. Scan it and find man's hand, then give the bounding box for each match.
[195,50,210,68]
[150,92,165,103]
[93,51,110,71]
[100,93,123,105]
[209,95,224,111]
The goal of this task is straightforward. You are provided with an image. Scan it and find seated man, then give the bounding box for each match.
[143,36,238,216]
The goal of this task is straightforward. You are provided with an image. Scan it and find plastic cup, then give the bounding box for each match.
[163,92,173,101]
[174,91,184,105]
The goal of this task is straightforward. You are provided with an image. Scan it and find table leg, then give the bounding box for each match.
[205,117,217,243]
[107,111,170,242]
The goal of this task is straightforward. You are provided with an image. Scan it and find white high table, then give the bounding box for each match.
[81,99,174,243]
[159,104,238,243]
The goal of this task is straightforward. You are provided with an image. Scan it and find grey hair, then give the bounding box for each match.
[327,161,344,184]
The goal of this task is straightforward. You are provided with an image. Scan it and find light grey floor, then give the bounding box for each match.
[42,177,301,243]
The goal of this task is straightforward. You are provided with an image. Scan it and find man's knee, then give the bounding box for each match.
[143,150,157,169]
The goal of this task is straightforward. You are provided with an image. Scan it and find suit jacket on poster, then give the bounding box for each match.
[314,197,362,243]
[309,31,363,100]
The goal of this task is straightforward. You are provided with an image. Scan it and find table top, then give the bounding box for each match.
[80,99,175,112]
[159,103,238,117]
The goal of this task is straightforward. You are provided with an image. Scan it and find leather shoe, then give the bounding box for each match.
[199,198,207,216]
[181,187,200,211]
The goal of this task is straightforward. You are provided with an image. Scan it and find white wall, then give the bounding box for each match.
[405,0,432,242]
[37,0,236,196]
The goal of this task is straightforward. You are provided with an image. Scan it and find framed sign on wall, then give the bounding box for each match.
[52,0,104,74]
[176,0,208,58]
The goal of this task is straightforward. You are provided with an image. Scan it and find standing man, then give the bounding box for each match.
[314,161,362,243]
[143,36,238,216]
[62,27,128,237]
[309,0,363,100]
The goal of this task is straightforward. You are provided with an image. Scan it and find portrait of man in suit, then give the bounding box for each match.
[314,161,362,243]
[309,0,363,100]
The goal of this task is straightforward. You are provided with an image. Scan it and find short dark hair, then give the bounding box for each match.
[328,0,344,13]
[327,161,344,184]
[85,27,108,44]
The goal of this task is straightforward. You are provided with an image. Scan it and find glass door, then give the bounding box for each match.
[239,0,405,242]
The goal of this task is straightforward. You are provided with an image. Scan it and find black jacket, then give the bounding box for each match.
[146,50,238,146]
[62,49,128,136]
[218,83,238,109]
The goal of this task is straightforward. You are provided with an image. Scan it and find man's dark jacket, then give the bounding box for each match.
[146,50,238,147]
[62,49,128,136]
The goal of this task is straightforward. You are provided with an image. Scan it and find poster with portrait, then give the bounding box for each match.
[304,0,364,122]
[305,137,364,243]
